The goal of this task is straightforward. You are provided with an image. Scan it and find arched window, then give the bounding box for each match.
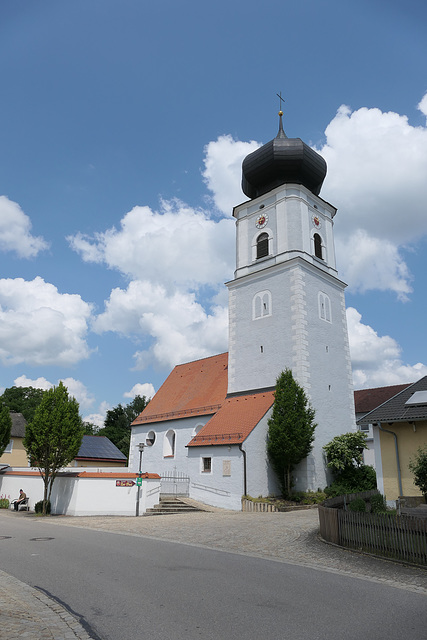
[318,292,331,323]
[314,233,323,260]
[253,290,272,320]
[193,423,204,437]
[146,431,156,446]
[163,430,176,457]
[256,232,269,259]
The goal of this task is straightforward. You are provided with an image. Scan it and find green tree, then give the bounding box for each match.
[323,431,368,474]
[267,369,316,498]
[97,395,149,458]
[0,405,12,457]
[23,382,84,515]
[323,431,376,497]
[409,446,427,501]
[82,421,99,435]
[0,386,45,422]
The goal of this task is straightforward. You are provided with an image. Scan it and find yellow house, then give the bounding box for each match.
[0,413,127,469]
[357,377,427,503]
[0,413,28,468]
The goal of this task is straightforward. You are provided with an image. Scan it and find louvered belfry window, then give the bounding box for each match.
[256,232,269,259]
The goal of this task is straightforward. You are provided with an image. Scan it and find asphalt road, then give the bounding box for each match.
[1,515,427,640]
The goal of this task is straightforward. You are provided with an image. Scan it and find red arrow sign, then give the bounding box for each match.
[115,480,135,487]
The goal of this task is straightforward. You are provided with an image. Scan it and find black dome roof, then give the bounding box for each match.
[241,114,327,199]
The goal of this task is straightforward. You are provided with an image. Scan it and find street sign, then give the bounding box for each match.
[136,477,142,487]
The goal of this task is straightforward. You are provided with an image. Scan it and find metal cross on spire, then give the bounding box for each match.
[276,91,285,114]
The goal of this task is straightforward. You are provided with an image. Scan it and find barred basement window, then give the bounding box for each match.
[202,457,212,473]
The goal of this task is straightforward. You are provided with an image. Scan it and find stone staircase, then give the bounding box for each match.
[145,497,204,515]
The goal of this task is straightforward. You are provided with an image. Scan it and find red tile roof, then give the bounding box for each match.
[0,469,160,479]
[354,383,412,414]
[187,390,275,446]
[132,353,228,425]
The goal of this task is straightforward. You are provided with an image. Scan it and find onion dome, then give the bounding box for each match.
[242,112,327,199]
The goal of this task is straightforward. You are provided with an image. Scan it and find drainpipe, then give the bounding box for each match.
[239,443,247,497]
[377,421,403,497]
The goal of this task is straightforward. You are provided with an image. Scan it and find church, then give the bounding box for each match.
[129,110,356,510]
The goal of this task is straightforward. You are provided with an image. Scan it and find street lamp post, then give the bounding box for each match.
[135,442,145,517]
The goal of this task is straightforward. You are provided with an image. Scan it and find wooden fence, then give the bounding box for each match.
[319,505,427,565]
[242,499,278,512]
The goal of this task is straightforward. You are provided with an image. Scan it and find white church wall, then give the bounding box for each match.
[187,445,243,510]
[300,268,356,490]
[129,416,211,477]
[243,409,280,498]
[228,266,295,394]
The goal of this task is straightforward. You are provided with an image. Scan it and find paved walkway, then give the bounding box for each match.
[1,507,427,638]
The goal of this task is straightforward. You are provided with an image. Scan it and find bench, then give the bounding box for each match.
[11,497,30,511]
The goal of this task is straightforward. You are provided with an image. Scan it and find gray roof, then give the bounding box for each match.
[357,376,427,425]
[76,435,127,461]
[10,413,27,438]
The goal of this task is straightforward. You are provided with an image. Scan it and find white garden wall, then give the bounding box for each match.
[0,468,160,516]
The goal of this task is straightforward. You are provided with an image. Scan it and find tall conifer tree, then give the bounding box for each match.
[267,369,316,497]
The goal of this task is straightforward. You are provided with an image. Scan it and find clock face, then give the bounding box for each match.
[312,215,321,229]
[256,213,268,229]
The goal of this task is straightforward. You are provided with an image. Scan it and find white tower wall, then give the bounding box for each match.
[227,183,355,491]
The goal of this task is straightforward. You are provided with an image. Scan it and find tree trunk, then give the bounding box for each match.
[42,474,49,516]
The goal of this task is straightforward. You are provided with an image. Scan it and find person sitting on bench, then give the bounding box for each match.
[13,489,27,511]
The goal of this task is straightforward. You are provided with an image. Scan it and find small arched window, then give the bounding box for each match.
[163,430,176,457]
[318,292,331,323]
[256,233,269,259]
[252,290,272,320]
[314,233,323,260]
[146,431,156,446]
[193,423,204,437]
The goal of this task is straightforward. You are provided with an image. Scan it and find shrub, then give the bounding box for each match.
[349,498,366,512]
[409,446,427,501]
[34,500,51,514]
[370,493,387,514]
[324,465,377,497]
[292,491,327,505]
[0,497,9,509]
[323,431,368,474]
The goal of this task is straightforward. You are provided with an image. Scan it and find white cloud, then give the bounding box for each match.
[83,401,110,429]
[418,93,427,117]
[347,307,427,388]
[68,199,235,291]
[93,280,228,370]
[0,196,49,258]
[0,277,93,366]
[14,375,53,390]
[13,375,95,410]
[336,231,412,301]
[317,94,427,296]
[202,135,260,214]
[123,383,155,400]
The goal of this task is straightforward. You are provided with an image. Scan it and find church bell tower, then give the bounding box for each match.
[226,109,355,490]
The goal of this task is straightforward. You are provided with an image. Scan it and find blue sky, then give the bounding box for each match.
[1,0,427,425]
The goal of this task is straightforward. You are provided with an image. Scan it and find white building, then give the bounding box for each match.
[129,111,356,509]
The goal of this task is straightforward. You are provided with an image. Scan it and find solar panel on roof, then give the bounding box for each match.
[405,391,427,406]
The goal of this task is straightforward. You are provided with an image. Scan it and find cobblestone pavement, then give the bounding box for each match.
[1,507,426,638]
[0,567,93,640]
